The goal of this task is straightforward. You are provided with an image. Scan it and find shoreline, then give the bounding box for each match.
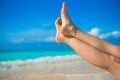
[0,57,116,80]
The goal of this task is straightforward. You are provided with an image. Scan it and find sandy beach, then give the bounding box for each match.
[0,57,116,80]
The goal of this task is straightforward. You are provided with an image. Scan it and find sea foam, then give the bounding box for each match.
[0,54,81,68]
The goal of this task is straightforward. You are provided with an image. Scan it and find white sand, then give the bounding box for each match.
[0,59,116,80]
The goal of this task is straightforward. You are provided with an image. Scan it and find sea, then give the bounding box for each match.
[0,50,78,68]
[0,51,116,80]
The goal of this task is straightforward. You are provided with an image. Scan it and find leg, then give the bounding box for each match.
[55,18,110,69]
[60,2,120,58]
[69,27,120,58]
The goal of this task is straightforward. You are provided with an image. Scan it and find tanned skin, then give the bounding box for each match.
[55,2,120,80]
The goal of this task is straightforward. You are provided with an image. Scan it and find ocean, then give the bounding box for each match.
[0,51,116,80]
[0,50,79,68]
[0,50,77,61]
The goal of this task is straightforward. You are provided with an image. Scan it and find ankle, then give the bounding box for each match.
[71,25,78,37]
[63,35,75,44]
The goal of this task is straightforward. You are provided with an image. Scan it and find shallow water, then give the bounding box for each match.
[0,51,76,61]
[0,51,116,80]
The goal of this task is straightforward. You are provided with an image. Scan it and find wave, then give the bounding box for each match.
[0,54,81,68]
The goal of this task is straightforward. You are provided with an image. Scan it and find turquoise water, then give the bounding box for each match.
[0,50,79,68]
[0,50,77,61]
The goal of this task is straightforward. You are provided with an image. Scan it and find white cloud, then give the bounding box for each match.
[99,31,120,39]
[9,28,55,37]
[9,37,55,44]
[44,37,55,42]
[88,27,100,36]
[8,27,56,44]
[8,27,120,44]
[88,27,120,39]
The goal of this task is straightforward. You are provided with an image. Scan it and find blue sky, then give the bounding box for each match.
[0,0,120,51]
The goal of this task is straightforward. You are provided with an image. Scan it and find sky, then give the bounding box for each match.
[0,0,120,51]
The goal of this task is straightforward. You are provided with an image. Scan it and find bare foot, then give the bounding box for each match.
[55,2,77,43]
[60,2,78,36]
[60,24,77,36]
[55,17,74,43]
[55,17,64,42]
[56,28,74,43]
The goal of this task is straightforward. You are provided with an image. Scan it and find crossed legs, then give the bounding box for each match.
[55,2,120,72]
[55,20,110,69]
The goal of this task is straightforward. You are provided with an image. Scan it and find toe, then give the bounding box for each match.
[61,2,67,15]
[55,17,61,29]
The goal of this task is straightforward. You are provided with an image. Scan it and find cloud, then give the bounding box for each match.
[9,37,55,44]
[8,28,56,44]
[44,37,55,42]
[9,28,55,37]
[99,31,120,39]
[7,27,120,44]
[88,27,120,39]
[88,27,100,36]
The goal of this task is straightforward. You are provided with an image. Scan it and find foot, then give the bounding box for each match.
[60,2,78,36]
[55,2,77,42]
[55,27,74,43]
[60,23,77,36]
[55,17,65,42]
[55,17,74,43]
[55,32,64,43]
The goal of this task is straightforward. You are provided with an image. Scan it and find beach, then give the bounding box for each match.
[0,0,120,79]
[0,54,116,80]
